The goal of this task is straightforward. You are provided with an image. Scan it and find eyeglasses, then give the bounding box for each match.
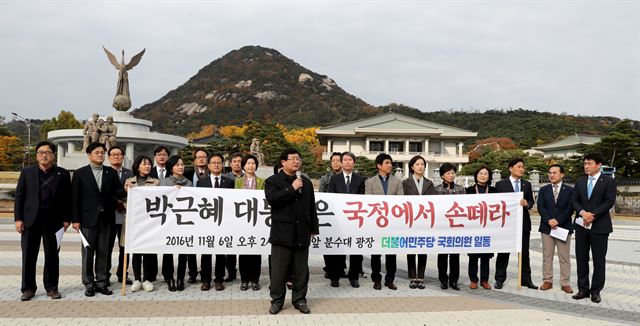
[287,157,302,162]
[36,151,53,156]
[109,153,123,157]
[155,153,169,157]
[208,161,223,165]
[92,151,105,156]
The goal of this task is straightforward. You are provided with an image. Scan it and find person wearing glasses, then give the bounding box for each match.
[15,141,72,301]
[71,142,126,297]
[197,152,234,291]
[265,148,319,314]
[107,146,133,286]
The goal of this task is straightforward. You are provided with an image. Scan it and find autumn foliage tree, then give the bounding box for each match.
[0,135,23,170]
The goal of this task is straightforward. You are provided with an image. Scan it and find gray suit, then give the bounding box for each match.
[365,174,403,285]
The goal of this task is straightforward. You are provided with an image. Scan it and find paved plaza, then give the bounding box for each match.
[0,215,638,325]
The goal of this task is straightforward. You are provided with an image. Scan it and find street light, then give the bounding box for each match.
[11,112,31,168]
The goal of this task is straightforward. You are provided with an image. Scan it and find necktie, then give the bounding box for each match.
[345,175,351,192]
[552,184,559,203]
[587,177,594,199]
[159,168,165,181]
[199,171,204,176]
[214,176,220,188]
[514,180,520,192]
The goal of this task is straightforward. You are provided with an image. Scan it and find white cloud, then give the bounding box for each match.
[1,0,638,121]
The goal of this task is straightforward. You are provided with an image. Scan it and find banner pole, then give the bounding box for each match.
[121,250,128,296]
[517,252,522,290]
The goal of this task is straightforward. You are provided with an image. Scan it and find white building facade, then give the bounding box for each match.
[316,112,477,179]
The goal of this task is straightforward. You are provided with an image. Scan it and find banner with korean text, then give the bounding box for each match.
[125,187,523,255]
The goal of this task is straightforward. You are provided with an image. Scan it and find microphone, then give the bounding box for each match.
[296,171,302,193]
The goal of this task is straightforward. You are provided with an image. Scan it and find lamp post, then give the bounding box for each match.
[11,112,31,168]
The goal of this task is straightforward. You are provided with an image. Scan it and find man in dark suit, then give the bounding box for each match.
[197,152,234,291]
[181,148,208,284]
[106,145,133,285]
[571,153,616,303]
[150,145,170,180]
[184,148,209,186]
[326,151,365,288]
[265,148,319,315]
[494,157,537,290]
[537,164,574,293]
[144,145,170,281]
[71,142,126,297]
[14,141,71,301]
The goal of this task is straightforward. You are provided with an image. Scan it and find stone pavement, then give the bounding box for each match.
[0,215,638,325]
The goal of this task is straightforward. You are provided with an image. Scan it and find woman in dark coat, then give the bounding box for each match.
[465,166,497,290]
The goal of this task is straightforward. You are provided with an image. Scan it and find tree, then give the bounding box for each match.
[0,135,23,171]
[0,116,12,136]
[586,119,640,177]
[39,110,83,140]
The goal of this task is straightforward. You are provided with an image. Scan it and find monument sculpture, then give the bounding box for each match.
[99,116,118,150]
[48,47,187,171]
[250,138,265,166]
[82,113,100,150]
[102,46,146,111]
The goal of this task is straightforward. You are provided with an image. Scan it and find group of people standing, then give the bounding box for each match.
[14,140,616,313]
[317,151,616,305]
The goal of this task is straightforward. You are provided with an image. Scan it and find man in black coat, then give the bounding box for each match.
[181,148,209,283]
[265,148,319,315]
[571,153,616,303]
[326,151,365,288]
[71,142,126,297]
[494,157,537,290]
[14,141,71,301]
[196,152,234,291]
[106,145,133,285]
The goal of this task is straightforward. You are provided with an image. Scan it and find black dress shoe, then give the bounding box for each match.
[201,282,211,291]
[440,281,448,290]
[349,279,360,288]
[47,290,62,299]
[85,286,95,297]
[373,281,382,290]
[166,279,176,292]
[251,282,260,291]
[384,281,398,290]
[295,302,311,314]
[188,275,197,284]
[240,282,249,291]
[21,290,35,301]
[449,282,460,291]
[96,286,113,295]
[572,291,590,300]
[269,303,283,314]
[522,280,538,290]
[176,279,185,291]
[591,293,601,303]
[494,281,504,289]
[330,280,339,287]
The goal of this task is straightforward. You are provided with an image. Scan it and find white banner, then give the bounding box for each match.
[125,187,523,255]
